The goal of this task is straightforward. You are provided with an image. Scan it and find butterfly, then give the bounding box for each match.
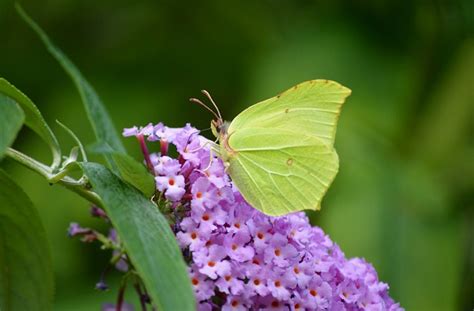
[190,80,351,216]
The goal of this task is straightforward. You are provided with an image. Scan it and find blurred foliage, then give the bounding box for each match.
[0,0,472,310]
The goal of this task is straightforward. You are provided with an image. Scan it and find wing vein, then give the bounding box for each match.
[285,175,317,207]
[233,156,267,211]
[238,153,290,176]
[280,150,331,187]
[267,174,292,212]
[239,151,330,189]
[236,143,333,152]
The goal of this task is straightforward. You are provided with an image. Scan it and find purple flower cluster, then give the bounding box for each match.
[123,123,403,311]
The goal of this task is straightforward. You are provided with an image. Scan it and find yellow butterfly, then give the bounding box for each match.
[192,80,350,216]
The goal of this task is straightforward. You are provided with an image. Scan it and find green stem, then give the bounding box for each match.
[95,232,121,251]
[5,147,103,208]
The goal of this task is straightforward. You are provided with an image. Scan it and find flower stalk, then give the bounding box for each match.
[5,147,103,208]
[136,134,154,173]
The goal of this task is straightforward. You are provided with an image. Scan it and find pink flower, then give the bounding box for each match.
[197,245,231,279]
[223,231,255,262]
[189,267,214,301]
[264,233,299,268]
[155,174,185,201]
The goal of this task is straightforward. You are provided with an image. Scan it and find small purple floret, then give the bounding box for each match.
[101,302,134,311]
[67,222,90,237]
[95,280,109,291]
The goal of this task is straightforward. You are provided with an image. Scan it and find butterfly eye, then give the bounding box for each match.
[211,119,225,135]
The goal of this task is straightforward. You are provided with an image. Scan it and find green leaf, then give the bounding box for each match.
[0,79,61,167]
[0,95,24,159]
[87,141,155,196]
[80,162,195,311]
[111,153,156,197]
[0,170,54,311]
[17,5,126,168]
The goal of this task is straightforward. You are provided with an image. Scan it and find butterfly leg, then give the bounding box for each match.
[186,137,220,155]
[223,161,230,172]
[200,147,215,172]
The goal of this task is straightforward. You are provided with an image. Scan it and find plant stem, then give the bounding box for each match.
[134,281,148,311]
[5,147,103,208]
[116,281,127,311]
[6,147,52,179]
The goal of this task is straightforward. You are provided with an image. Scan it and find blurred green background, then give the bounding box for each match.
[1,0,473,310]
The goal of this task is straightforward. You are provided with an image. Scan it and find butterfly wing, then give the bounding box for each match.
[227,80,351,146]
[226,127,338,216]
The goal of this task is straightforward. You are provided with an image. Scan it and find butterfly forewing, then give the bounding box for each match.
[227,80,351,146]
[226,128,338,216]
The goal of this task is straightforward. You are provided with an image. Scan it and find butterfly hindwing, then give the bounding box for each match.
[226,127,338,216]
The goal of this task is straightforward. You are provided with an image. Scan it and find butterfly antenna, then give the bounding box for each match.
[189,97,220,120]
[201,90,223,121]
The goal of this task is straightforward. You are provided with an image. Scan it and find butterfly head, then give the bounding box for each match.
[190,89,227,139]
[211,118,229,139]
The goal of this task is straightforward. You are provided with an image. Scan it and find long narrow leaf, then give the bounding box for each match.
[0,94,24,159]
[111,153,156,197]
[88,142,156,196]
[80,162,195,311]
[17,5,125,169]
[0,79,60,167]
[0,170,54,311]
